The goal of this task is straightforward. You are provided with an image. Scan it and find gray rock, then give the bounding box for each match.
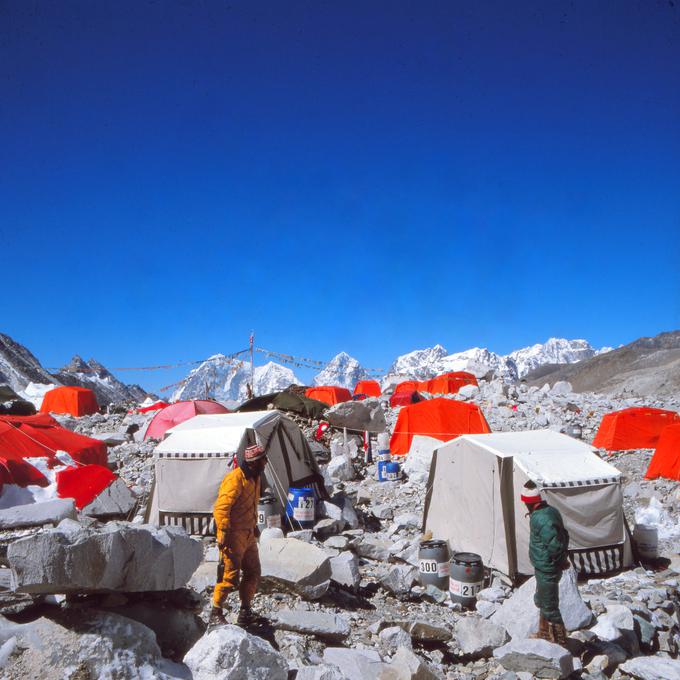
[326,456,355,483]
[8,522,202,594]
[275,609,350,641]
[329,551,361,589]
[287,529,314,542]
[384,646,440,679]
[355,536,392,561]
[296,664,347,680]
[453,617,509,658]
[401,436,439,484]
[0,499,77,530]
[491,568,592,639]
[620,656,680,680]
[92,431,129,446]
[326,398,386,433]
[590,604,634,641]
[324,536,350,550]
[478,586,508,603]
[372,504,394,520]
[322,647,388,680]
[458,384,480,399]
[380,565,419,599]
[188,561,217,593]
[402,620,452,642]
[82,478,137,519]
[493,638,575,679]
[184,625,288,680]
[314,518,345,539]
[379,626,413,650]
[422,584,449,605]
[551,381,572,396]
[476,600,500,618]
[260,538,331,600]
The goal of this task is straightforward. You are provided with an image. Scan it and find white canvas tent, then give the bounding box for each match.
[423,430,633,580]
[147,410,327,535]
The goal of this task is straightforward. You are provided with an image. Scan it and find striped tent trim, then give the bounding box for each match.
[155,452,232,459]
[541,476,620,489]
[569,544,624,575]
[158,511,216,536]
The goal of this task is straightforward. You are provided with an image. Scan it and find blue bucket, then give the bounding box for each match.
[286,487,316,529]
[385,461,400,481]
[377,460,390,481]
[377,449,390,463]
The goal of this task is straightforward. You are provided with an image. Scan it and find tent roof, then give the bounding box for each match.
[452,430,621,486]
[155,410,278,455]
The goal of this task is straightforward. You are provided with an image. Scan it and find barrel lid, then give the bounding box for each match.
[451,551,483,566]
[289,487,314,493]
[419,539,447,549]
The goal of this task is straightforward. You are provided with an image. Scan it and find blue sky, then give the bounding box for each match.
[1,1,679,393]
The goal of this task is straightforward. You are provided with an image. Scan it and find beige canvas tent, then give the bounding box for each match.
[423,430,633,580]
[147,410,327,535]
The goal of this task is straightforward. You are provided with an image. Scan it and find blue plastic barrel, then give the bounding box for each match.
[377,460,389,481]
[286,487,316,529]
[384,461,400,481]
[377,449,391,463]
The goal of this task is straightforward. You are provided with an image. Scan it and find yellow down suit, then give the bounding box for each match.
[212,466,261,608]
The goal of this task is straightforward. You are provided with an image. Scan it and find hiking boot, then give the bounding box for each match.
[551,622,568,646]
[530,614,552,641]
[236,607,264,627]
[207,607,227,630]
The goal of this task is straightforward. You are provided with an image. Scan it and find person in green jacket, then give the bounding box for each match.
[522,480,570,645]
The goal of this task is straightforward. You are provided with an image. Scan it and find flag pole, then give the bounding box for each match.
[250,330,255,396]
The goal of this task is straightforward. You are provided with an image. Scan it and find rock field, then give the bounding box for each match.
[0,377,679,679]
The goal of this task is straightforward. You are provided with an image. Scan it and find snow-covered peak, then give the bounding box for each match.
[507,338,599,378]
[0,333,57,393]
[314,352,368,390]
[385,345,449,382]
[438,347,518,381]
[174,355,300,403]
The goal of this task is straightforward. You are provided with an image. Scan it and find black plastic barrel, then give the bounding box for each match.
[449,552,484,608]
[418,540,450,591]
[257,496,282,532]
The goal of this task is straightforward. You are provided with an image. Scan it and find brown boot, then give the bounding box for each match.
[208,607,227,630]
[551,622,568,646]
[531,614,552,641]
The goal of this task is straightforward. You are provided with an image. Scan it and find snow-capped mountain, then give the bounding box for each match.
[173,355,300,402]
[383,338,610,386]
[0,333,57,393]
[55,355,149,405]
[313,352,368,390]
[385,345,449,382]
[508,338,602,378]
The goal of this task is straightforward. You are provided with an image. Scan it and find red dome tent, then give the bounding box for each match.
[40,386,99,417]
[390,390,423,408]
[145,400,230,441]
[0,414,107,487]
[390,397,491,456]
[417,372,478,395]
[305,386,352,406]
[592,407,680,451]
[353,380,381,398]
[645,423,680,481]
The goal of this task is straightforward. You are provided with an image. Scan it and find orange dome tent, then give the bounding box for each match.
[394,381,420,394]
[390,397,491,456]
[418,371,478,395]
[353,380,381,398]
[645,423,680,481]
[592,407,680,451]
[40,386,99,417]
[305,386,352,406]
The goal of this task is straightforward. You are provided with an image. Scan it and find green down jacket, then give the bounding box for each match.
[529,503,570,574]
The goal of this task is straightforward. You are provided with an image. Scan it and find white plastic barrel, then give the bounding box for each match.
[633,523,658,560]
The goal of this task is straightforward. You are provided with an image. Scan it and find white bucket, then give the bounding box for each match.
[633,523,658,560]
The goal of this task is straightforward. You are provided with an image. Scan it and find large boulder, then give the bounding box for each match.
[184,625,288,680]
[82,478,137,519]
[491,568,592,639]
[329,551,361,589]
[8,521,202,594]
[589,604,635,641]
[0,499,76,530]
[259,538,331,599]
[493,638,575,679]
[326,398,386,433]
[296,664,347,680]
[322,647,389,679]
[0,611,169,679]
[382,646,440,680]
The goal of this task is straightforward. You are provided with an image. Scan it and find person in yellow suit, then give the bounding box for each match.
[209,442,268,628]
